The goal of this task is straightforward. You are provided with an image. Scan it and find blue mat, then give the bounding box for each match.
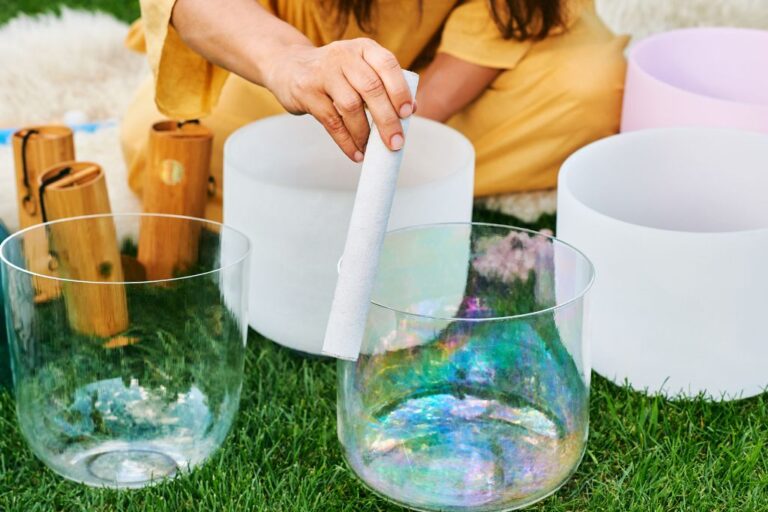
[0,120,116,146]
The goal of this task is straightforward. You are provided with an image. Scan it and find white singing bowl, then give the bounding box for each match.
[224,114,475,354]
[621,28,768,133]
[557,127,768,399]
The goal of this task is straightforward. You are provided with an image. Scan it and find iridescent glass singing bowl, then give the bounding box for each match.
[337,223,594,511]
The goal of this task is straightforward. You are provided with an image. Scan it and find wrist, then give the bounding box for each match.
[250,38,314,90]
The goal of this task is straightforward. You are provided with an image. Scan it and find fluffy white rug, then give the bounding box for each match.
[0,9,147,231]
[597,0,768,41]
[1,3,767,230]
[0,9,147,126]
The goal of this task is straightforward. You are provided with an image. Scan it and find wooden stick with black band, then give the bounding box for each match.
[12,126,75,302]
[38,162,129,338]
[138,120,213,280]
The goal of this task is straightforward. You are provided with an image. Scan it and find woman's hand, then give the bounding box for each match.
[263,39,415,162]
[172,0,413,162]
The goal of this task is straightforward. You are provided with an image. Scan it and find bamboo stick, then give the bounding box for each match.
[12,126,75,302]
[39,162,129,338]
[138,120,213,280]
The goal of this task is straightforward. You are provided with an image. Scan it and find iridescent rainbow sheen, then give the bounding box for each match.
[337,224,591,512]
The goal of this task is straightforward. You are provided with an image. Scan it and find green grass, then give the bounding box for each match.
[1,330,766,511]
[1,2,767,510]
[0,209,766,512]
[0,0,139,25]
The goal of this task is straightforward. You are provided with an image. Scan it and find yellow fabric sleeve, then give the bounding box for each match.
[138,0,229,119]
[437,0,534,70]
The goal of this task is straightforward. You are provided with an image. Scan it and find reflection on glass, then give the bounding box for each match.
[1,214,250,488]
[339,223,593,511]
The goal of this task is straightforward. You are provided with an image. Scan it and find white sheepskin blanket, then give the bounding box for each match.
[1,3,767,229]
[0,9,147,232]
[598,0,768,41]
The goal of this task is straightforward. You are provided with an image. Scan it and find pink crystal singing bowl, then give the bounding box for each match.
[621,28,768,133]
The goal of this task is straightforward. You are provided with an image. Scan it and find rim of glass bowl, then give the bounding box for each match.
[0,213,252,286]
[368,222,596,323]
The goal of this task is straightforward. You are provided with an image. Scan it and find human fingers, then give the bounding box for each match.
[327,77,370,154]
[342,57,404,151]
[310,94,364,162]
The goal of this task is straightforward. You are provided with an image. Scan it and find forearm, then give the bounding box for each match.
[416,53,501,122]
[171,0,313,86]
[169,0,413,157]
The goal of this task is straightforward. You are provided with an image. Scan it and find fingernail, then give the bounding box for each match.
[412,100,418,114]
[354,151,364,162]
[390,134,404,151]
[399,103,413,118]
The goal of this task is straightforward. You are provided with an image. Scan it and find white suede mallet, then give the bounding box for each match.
[321,70,419,360]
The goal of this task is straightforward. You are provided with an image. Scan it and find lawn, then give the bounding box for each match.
[1,2,767,511]
[0,0,139,25]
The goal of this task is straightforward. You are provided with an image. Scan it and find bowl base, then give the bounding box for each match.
[344,392,587,511]
[85,449,179,486]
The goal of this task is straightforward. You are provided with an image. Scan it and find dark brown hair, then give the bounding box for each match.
[315,0,566,41]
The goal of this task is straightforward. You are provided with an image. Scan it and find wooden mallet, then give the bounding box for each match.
[138,120,214,280]
[38,162,129,338]
[12,126,75,302]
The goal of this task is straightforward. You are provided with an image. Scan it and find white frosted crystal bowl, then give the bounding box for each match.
[224,114,475,354]
[621,28,768,134]
[557,127,768,399]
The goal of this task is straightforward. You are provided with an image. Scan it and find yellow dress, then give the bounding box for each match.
[122,0,628,221]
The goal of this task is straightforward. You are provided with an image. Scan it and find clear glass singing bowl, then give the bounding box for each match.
[0,214,251,489]
[337,223,594,512]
